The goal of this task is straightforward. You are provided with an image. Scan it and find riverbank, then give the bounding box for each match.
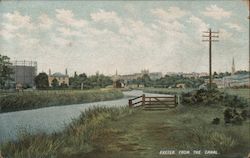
[1,105,249,158]
[0,89,123,113]
[0,106,134,158]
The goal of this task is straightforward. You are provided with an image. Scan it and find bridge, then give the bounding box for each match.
[128,94,178,110]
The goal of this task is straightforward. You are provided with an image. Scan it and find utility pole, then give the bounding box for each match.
[202,28,219,90]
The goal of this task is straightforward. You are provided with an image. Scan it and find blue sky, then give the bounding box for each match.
[0,0,249,76]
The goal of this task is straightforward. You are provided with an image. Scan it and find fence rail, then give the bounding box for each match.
[128,94,178,108]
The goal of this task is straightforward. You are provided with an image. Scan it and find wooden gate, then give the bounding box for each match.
[128,94,178,109]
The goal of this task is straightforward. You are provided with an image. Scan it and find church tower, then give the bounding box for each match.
[65,68,68,76]
[231,57,235,75]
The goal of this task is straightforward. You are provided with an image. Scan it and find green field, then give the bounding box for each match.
[220,88,250,100]
[141,87,194,95]
[142,87,250,100]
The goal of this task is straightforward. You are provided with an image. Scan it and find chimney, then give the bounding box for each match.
[49,69,51,75]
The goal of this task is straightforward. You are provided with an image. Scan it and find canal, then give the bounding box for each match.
[0,90,170,143]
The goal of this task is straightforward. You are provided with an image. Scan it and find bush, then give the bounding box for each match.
[224,108,233,124]
[182,89,248,108]
[224,108,245,125]
[212,118,220,125]
[240,110,249,120]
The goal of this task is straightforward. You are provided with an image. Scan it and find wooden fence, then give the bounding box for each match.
[128,94,178,109]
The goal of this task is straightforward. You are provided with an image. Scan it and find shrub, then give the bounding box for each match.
[240,110,250,120]
[224,108,233,124]
[212,118,220,125]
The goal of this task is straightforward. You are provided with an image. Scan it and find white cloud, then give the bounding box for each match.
[0,29,14,39]
[56,9,87,28]
[188,15,209,35]
[1,5,247,74]
[225,22,242,32]
[0,11,34,39]
[38,14,53,29]
[3,11,34,29]
[57,27,81,36]
[52,36,72,47]
[3,11,34,30]
[219,28,232,40]
[202,5,231,20]
[151,7,188,21]
[90,9,122,26]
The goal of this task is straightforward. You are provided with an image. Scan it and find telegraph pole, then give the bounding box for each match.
[202,28,219,90]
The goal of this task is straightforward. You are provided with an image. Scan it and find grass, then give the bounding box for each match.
[219,88,250,100]
[0,106,134,158]
[140,87,194,95]
[0,89,123,113]
[1,105,249,158]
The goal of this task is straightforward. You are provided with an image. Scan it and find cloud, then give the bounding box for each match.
[3,11,34,30]
[219,28,232,40]
[188,15,209,34]
[90,9,122,26]
[57,27,81,37]
[38,14,53,29]
[0,29,14,39]
[151,7,188,21]
[202,5,231,20]
[225,22,242,32]
[1,4,247,74]
[0,11,35,40]
[55,9,87,28]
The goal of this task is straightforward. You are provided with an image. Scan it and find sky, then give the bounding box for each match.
[0,0,249,76]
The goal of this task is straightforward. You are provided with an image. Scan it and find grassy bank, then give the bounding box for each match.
[0,89,123,113]
[1,105,249,158]
[0,107,134,158]
[141,87,194,95]
[219,88,250,100]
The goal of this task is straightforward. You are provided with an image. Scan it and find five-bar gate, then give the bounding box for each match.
[128,94,178,109]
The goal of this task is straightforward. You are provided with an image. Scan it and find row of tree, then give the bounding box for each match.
[69,72,112,89]
[126,74,205,88]
[34,72,113,90]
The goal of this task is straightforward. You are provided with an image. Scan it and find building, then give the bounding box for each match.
[10,60,37,88]
[166,72,208,78]
[48,69,69,87]
[111,69,162,85]
[232,57,236,75]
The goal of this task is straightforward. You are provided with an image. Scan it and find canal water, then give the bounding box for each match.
[0,90,170,143]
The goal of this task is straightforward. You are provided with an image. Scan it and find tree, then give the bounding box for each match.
[0,54,14,88]
[51,78,59,89]
[141,74,151,87]
[34,73,49,89]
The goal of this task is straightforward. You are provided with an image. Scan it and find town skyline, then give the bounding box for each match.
[0,1,249,75]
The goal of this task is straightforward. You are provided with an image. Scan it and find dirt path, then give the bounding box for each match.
[82,109,180,158]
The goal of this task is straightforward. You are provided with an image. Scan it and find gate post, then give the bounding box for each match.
[129,99,132,107]
[174,95,177,107]
[142,94,145,106]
